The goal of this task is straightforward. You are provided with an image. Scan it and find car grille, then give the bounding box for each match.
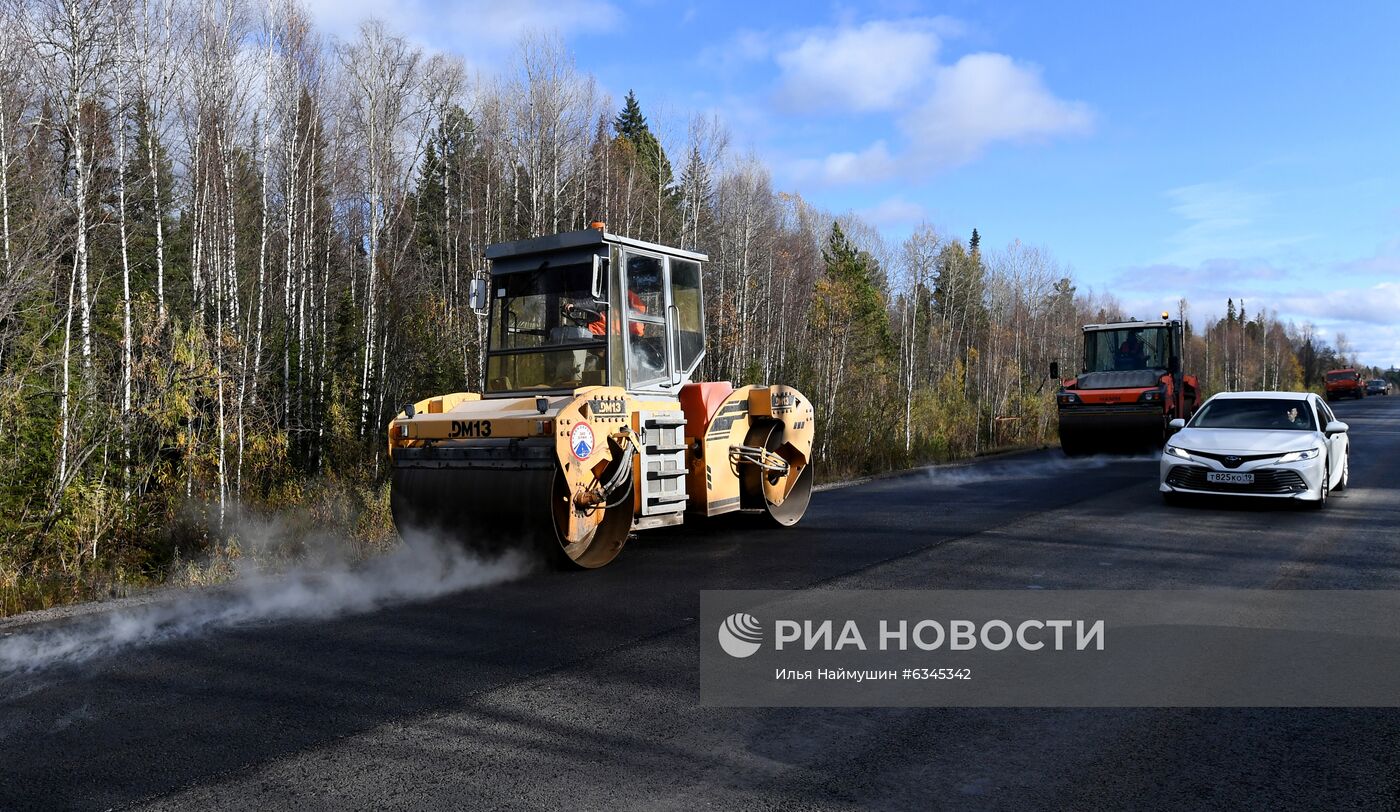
[1166,465,1309,494]
[1184,450,1280,469]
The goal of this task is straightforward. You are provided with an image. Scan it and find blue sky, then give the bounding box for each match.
[306,0,1400,366]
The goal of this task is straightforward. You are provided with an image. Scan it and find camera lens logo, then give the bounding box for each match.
[718,613,763,658]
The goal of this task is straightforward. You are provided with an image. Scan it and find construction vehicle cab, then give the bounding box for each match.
[475,229,706,397]
[1054,316,1199,455]
[389,226,815,569]
[1324,368,1365,401]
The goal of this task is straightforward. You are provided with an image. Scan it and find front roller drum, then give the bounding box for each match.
[739,422,814,526]
[1058,410,1167,456]
[391,459,634,569]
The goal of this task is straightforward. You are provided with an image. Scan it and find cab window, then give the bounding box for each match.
[624,251,669,387]
[671,259,704,374]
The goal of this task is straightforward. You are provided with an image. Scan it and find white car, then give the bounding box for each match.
[1160,391,1349,508]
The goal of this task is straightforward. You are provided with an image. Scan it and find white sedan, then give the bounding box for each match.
[1160,391,1350,508]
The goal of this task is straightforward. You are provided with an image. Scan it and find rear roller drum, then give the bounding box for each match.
[740,422,814,527]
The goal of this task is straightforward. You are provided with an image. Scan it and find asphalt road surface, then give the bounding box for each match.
[4,395,1400,811]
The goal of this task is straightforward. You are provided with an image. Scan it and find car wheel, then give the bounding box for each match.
[1309,464,1330,510]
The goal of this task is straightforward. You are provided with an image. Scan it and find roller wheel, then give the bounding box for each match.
[390,462,634,570]
[1059,433,1091,457]
[545,469,634,569]
[740,423,814,527]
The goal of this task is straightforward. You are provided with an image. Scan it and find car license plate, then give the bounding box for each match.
[1207,472,1254,484]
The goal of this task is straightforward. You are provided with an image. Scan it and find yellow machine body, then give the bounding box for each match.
[386,228,816,568]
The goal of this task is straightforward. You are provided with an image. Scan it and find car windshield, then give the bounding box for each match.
[1083,326,1171,372]
[1326,371,1353,381]
[1189,398,1317,431]
[485,264,609,392]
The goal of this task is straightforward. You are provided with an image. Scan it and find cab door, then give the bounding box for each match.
[620,249,673,391]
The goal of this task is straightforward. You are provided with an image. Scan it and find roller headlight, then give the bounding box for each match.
[1164,446,1194,461]
[1277,448,1321,463]
[1057,392,1081,406]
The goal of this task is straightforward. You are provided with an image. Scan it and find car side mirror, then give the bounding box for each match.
[1049,361,1060,381]
[1325,420,1348,435]
[468,277,490,315]
[1168,418,1185,431]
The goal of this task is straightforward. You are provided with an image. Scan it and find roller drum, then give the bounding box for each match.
[390,438,632,568]
[740,422,814,527]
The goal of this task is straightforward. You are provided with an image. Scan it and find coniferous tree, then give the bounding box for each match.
[613,90,672,189]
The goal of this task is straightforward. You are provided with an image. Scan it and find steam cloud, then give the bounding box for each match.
[0,525,528,678]
[923,453,1160,487]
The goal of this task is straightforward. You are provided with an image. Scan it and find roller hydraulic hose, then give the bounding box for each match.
[577,430,637,512]
[729,443,790,474]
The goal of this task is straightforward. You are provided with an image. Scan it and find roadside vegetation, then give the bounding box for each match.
[0,0,1388,614]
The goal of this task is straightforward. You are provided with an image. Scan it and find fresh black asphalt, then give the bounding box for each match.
[2,395,1399,810]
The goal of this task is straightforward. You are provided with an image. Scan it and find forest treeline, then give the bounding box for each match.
[0,0,1382,611]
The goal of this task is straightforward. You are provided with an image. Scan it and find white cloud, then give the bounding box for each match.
[1158,182,1312,264]
[790,140,898,185]
[1111,259,1292,292]
[1339,237,1400,277]
[856,195,927,228]
[1113,261,1400,366]
[1281,282,1400,326]
[904,52,1095,166]
[775,20,943,112]
[302,0,621,55]
[697,28,773,76]
[775,24,1094,184]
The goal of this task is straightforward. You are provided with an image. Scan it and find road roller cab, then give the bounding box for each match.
[387,226,815,568]
[1053,316,1199,456]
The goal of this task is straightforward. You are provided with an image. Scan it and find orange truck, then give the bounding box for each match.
[1324,368,1365,401]
[1052,316,1199,455]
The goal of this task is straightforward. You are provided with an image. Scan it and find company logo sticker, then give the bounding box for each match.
[570,422,595,461]
[718,612,763,658]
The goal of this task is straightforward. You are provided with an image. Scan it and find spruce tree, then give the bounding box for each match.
[821,222,895,359]
[612,90,672,189]
[614,90,646,139]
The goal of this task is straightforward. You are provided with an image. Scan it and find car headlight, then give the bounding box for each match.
[1277,448,1321,463]
[1164,446,1193,461]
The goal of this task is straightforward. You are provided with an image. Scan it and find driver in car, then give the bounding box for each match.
[1271,405,1307,428]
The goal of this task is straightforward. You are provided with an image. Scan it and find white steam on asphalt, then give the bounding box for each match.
[923,453,1160,487]
[0,524,528,677]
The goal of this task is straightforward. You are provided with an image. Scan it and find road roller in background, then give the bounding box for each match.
[387,225,815,568]
[1052,314,1199,456]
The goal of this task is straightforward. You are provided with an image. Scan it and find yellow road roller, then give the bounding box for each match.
[386,225,815,568]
